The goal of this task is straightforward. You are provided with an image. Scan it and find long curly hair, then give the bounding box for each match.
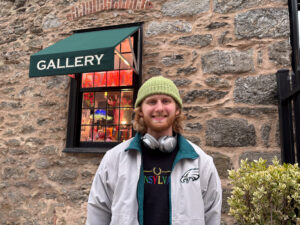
[133,104,185,134]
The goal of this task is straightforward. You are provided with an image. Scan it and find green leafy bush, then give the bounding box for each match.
[228,158,300,225]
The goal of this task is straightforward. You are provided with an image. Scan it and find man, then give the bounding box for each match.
[86,76,222,225]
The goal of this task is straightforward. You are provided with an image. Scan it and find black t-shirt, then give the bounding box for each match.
[142,142,178,225]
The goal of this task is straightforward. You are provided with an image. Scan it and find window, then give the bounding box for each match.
[64,23,143,153]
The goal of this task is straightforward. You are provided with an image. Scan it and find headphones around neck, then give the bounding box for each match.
[141,133,177,153]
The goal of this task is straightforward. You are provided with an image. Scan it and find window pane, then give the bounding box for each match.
[107,92,120,108]
[80,89,134,144]
[119,125,132,142]
[81,109,93,125]
[114,54,120,70]
[115,43,120,52]
[82,92,94,108]
[80,126,92,142]
[93,109,107,126]
[120,70,133,86]
[94,72,106,87]
[106,109,114,125]
[106,108,120,125]
[120,108,133,125]
[93,126,105,142]
[106,126,119,142]
[121,37,134,53]
[82,73,94,88]
[120,53,133,70]
[107,71,120,87]
[120,91,133,107]
[95,92,107,108]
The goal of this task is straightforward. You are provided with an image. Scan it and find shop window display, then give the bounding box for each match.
[79,37,135,143]
[64,23,142,152]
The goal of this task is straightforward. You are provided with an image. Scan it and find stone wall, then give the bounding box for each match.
[0,0,290,224]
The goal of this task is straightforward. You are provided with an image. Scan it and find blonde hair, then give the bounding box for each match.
[133,105,185,134]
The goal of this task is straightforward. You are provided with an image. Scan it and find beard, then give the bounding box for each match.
[143,113,176,133]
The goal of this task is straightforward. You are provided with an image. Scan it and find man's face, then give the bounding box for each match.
[140,94,179,137]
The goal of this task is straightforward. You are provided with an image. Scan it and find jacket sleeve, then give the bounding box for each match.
[86,153,113,225]
[203,162,222,225]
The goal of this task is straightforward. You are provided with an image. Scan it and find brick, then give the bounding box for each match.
[90,1,93,13]
[66,14,72,21]
[133,0,138,9]
[76,7,79,18]
[141,0,146,9]
[96,0,99,11]
[82,3,86,15]
[145,0,153,9]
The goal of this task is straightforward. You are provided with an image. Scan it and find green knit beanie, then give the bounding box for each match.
[135,76,182,108]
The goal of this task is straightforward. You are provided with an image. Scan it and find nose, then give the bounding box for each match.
[155,100,163,111]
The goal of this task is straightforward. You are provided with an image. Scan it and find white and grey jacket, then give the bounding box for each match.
[86,133,222,225]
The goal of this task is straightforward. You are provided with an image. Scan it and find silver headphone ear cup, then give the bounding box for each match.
[142,133,159,150]
[158,136,177,153]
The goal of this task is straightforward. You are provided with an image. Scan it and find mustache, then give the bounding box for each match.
[151,114,167,117]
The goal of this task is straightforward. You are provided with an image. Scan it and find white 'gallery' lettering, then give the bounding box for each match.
[37,54,104,70]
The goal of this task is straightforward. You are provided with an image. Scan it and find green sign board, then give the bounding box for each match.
[29,26,139,77]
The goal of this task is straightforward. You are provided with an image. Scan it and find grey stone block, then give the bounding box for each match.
[162,0,209,17]
[205,76,231,88]
[184,122,202,132]
[201,50,253,75]
[40,145,57,155]
[20,125,35,134]
[214,0,265,13]
[186,136,201,145]
[206,22,228,30]
[261,124,271,147]
[173,79,192,87]
[35,158,51,169]
[222,189,231,214]
[162,54,184,66]
[183,106,209,114]
[207,152,233,179]
[171,34,212,47]
[268,40,291,66]
[217,107,277,117]
[176,66,197,75]
[47,168,78,185]
[146,21,192,36]
[234,74,277,105]
[42,14,62,29]
[235,8,289,39]
[183,89,228,103]
[206,118,256,147]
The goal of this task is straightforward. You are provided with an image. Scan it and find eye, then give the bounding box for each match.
[162,98,171,104]
[146,99,156,105]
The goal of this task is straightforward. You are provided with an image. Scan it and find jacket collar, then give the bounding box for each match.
[172,134,199,168]
[125,132,142,152]
[125,133,199,162]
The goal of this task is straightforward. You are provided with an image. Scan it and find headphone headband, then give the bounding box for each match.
[141,133,177,153]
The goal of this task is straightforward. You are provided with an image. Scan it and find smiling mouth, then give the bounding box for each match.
[152,115,167,121]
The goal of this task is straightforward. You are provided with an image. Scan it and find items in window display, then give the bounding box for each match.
[81,90,134,142]
[82,69,133,88]
[79,35,136,144]
[91,110,113,121]
[83,92,94,108]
